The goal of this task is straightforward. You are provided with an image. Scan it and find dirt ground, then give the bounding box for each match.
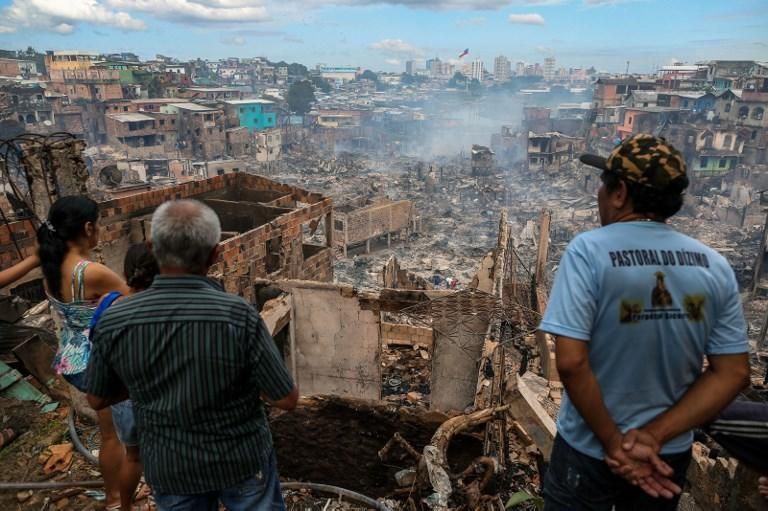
[0,398,104,511]
[270,398,483,499]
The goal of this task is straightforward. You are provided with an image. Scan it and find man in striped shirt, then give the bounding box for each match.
[87,199,298,511]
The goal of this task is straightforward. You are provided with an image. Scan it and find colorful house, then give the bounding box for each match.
[224,99,276,131]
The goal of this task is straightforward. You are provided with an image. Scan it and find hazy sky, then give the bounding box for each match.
[0,0,765,73]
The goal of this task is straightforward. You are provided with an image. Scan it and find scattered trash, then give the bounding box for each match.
[42,443,74,474]
[40,402,59,414]
[0,427,17,450]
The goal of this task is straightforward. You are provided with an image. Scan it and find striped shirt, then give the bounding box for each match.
[86,275,294,495]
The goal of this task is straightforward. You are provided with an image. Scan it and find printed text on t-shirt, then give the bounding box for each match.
[609,249,710,269]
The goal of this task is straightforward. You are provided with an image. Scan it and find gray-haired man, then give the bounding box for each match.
[87,199,298,511]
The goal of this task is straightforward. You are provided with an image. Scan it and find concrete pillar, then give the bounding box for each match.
[431,309,490,411]
[387,232,391,247]
[365,239,371,254]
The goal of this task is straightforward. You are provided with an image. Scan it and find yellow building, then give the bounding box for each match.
[45,50,100,73]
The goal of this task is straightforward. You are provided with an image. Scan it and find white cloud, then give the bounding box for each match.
[385,58,401,65]
[222,35,247,45]
[508,13,545,24]
[369,39,425,57]
[298,0,513,9]
[0,0,145,33]
[106,0,269,23]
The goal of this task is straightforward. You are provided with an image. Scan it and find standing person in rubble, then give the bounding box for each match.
[37,195,131,510]
[538,134,750,510]
[88,243,160,511]
[86,199,298,511]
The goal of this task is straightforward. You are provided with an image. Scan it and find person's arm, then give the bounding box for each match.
[262,388,299,410]
[643,353,750,445]
[85,324,129,410]
[0,255,39,288]
[560,336,678,498]
[249,310,298,411]
[556,337,623,451]
[83,262,131,299]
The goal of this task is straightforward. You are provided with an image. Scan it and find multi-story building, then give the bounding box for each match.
[276,66,288,84]
[48,68,123,101]
[180,87,241,101]
[319,66,359,82]
[44,51,99,73]
[656,64,708,90]
[224,99,277,132]
[255,128,282,163]
[163,102,226,159]
[0,58,37,78]
[471,60,484,81]
[2,84,55,128]
[515,62,525,76]
[104,112,178,156]
[405,60,415,75]
[543,57,556,82]
[705,60,760,91]
[494,56,511,82]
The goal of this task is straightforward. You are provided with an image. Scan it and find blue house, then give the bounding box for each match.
[224,99,276,131]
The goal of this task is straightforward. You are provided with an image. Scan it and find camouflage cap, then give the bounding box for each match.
[580,134,688,192]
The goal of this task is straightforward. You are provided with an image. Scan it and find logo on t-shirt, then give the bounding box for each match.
[619,272,706,324]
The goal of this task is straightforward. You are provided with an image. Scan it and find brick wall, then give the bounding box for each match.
[209,196,334,301]
[381,322,433,347]
[0,220,37,270]
[99,173,332,302]
[1,174,334,298]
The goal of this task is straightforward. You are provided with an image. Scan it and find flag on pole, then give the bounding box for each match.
[458,48,469,59]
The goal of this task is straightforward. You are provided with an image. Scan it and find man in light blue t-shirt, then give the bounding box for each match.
[539,134,751,511]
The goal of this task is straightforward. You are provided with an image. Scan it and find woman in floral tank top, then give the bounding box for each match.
[38,196,130,510]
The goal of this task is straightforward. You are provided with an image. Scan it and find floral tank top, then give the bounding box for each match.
[49,260,99,375]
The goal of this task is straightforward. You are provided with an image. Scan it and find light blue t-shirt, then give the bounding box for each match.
[539,221,748,459]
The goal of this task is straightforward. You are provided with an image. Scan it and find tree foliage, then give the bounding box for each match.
[147,76,165,98]
[287,80,316,114]
[359,69,379,82]
[310,76,332,93]
[448,72,467,88]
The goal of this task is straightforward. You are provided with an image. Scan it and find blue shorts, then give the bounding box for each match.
[111,400,138,448]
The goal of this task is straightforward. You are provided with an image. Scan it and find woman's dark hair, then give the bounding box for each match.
[37,196,99,300]
[602,171,688,220]
[123,243,159,291]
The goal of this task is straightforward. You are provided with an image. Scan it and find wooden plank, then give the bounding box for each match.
[505,373,556,461]
[12,335,69,400]
[261,295,291,336]
[534,210,551,287]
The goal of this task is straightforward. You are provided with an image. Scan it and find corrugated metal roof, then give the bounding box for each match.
[168,103,218,112]
[108,113,156,122]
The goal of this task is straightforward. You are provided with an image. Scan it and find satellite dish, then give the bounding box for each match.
[99,165,123,187]
[43,120,52,126]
